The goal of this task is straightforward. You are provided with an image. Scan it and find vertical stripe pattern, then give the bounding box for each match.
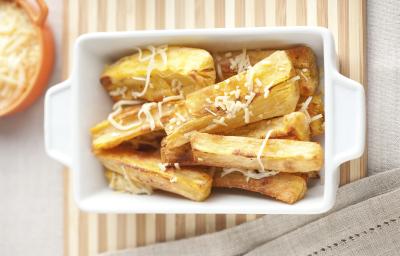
[62,0,367,254]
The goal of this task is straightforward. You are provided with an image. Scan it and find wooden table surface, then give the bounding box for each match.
[62,0,367,255]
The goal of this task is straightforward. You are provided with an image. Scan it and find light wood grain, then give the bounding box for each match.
[63,0,367,254]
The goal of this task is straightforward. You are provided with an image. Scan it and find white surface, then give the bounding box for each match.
[0,1,63,255]
[45,27,365,214]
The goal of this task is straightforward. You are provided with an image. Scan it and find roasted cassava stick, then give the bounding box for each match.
[214,46,319,96]
[190,132,323,172]
[96,147,213,201]
[213,171,308,204]
[101,46,216,102]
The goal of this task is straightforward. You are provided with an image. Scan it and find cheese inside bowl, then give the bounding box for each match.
[0,0,54,117]
[44,27,365,214]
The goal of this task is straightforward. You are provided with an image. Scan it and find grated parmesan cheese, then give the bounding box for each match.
[228,48,251,73]
[221,167,278,182]
[108,100,144,130]
[138,102,157,130]
[244,92,256,105]
[112,99,143,110]
[109,86,127,97]
[310,113,323,122]
[156,94,184,127]
[131,76,146,81]
[244,67,255,92]
[255,78,263,87]
[256,130,273,172]
[299,96,313,123]
[205,107,217,116]
[244,107,250,123]
[175,112,186,122]
[213,117,227,126]
[131,45,169,98]
[169,176,178,183]
[158,163,167,171]
[0,1,41,110]
[299,70,308,81]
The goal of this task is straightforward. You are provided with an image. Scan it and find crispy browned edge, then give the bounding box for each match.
[213,171,308,204]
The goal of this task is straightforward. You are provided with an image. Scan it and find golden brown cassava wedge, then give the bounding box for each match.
[214,46,319,96]
[101,46,216,101]
[96,147,212,201]
[90,100,182,150]
[298,94,325,137]
[163,79,300,153]
[190,132,323,172]
[162,111,310,164]
[105,169,153,195]
[186,50,296,116]
[213,171,307,204]
[222,111,311,141]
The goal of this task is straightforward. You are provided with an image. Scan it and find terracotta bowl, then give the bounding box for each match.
[0,0,55,117]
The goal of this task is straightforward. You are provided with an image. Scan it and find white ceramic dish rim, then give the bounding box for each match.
[44,27,365,214]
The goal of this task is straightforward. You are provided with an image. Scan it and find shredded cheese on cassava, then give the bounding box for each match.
[299,96,313,122]
[131,45,168,98]
[213,117,227,126]
[176,112,186,122]
[221,167,278,182]
[299,70,309,81]
[256,130,273,172]
[310,113,323,122]
[107,100,144,130]
[109,86,127,97]
[205,107,217,116]
[109,93,183,131]
[156,94,184,126]
[0,1,41,110]
[112,99,144,110]
[138,102,157,130]
[229,48,251,73]
[158,163,167,171]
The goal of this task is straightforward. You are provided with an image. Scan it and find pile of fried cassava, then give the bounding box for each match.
[91,45,324,204]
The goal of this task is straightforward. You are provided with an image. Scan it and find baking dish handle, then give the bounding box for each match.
[332,73,366,168]
[44,80,72,167]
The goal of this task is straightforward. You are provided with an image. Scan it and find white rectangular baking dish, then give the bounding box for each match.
[44,27,365,214]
